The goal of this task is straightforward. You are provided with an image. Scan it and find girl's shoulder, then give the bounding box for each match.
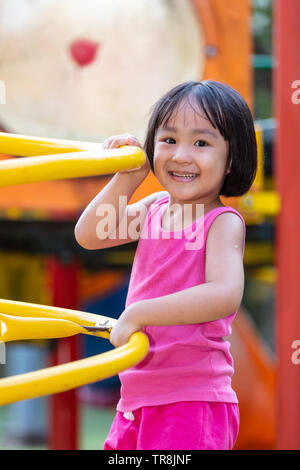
[205,206,246,254]
[149,191,169,210]
[206,205,245,228]
[154,191,169,203]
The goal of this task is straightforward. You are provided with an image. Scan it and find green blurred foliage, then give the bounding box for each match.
[252,0,273,54]
[252,0,273,119]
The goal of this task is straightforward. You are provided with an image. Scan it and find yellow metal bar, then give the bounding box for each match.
[244,241,274,265]
[238,191,281,216]
[253,125,264,192]
[0,131,105,156]
[0,299,149,405]
[0,313,89,342]
[0,148,145,187]
[0,332,149,406]
[0,298,113,339]
[248,266,277,284]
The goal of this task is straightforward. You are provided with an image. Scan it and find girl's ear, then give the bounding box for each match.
[226,156,232,174]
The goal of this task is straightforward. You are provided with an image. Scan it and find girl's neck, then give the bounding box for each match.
[161,194,225,230]
[166,194,225,215]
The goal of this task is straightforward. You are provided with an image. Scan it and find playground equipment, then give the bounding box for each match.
[0,129,278,451]
[0,134,149,406]
[0,132,146,186]
[0,300,149,406]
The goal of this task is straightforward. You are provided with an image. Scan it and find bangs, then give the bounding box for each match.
[154,83,231,142]
[192,85,232,141]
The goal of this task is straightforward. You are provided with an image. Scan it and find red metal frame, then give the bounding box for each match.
[47,256,81,450]
[274,0,300,450]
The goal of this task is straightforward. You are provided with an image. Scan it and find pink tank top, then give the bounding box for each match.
[117,195,246,412]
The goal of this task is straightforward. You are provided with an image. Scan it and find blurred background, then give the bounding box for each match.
[0,0,298,450]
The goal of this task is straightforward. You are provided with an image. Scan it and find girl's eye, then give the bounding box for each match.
[164,137,176,144]
[195,140,208,147]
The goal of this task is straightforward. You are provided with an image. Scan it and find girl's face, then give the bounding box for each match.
[153,99,231,209]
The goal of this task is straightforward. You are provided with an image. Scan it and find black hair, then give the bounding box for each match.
[144,80,257,197]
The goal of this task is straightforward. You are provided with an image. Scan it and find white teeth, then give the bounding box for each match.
[171,172,197,177]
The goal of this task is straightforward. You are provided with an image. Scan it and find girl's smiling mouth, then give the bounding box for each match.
[168,171,199,183]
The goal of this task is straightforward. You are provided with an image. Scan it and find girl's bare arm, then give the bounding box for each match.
[74,133,167,250]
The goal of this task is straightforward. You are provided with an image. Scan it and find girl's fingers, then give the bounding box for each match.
[103,134,141,150]
[126,136,141,147]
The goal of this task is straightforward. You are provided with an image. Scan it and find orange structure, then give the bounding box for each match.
[231,308,276,450]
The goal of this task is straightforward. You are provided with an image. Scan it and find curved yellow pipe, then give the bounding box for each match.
[0,332,149,406]
[0,148,145,187]
[0,299,115,340]
[0,131,101,156]
[0,313,88,342]
[0,299,149,405]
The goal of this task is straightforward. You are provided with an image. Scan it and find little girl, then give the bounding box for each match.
[75,80,257,450]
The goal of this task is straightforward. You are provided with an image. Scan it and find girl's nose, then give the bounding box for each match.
[69,39,99,67]
[171,148,192,163]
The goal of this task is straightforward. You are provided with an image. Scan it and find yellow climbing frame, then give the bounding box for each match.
[0,131,146,186]
[0,132,149,406]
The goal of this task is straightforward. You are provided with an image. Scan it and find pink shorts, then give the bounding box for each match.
[103,401,239,450]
